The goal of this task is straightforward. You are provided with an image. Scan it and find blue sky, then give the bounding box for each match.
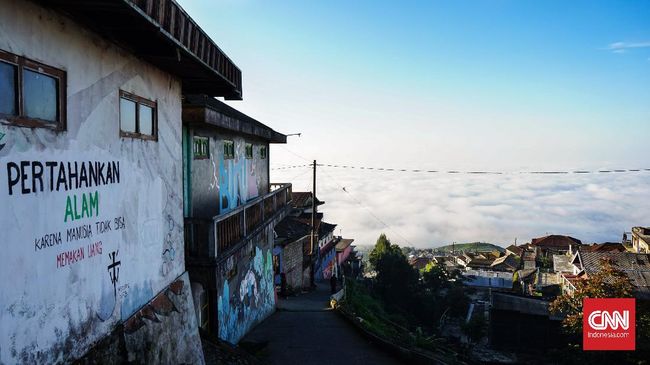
[179,1,650,245]
[179,0,650,170]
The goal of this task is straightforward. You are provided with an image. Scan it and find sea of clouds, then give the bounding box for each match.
[272,167,650,248]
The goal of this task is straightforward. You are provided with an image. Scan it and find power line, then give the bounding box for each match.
[318,167,414,247]
[272,162,650,175]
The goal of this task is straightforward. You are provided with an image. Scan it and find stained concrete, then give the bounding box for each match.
[243,283,403,365]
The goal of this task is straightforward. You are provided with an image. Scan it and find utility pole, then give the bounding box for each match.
[310,160,317,288]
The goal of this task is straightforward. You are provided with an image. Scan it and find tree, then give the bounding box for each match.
[549,259,634,334]
[369,234,419,313]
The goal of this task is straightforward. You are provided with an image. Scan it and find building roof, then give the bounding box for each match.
[584,242,627,253]
[491,254,519,270]
[505,245,524,257]
[319,222,337,237]
[466,257,495,269]
[409,257,432,270]
[633,227,650,241]
[274,217,310,244]
[335,239,354,252]
[291,192,324,209]
[575,247,650,298]
[41,0,242,99]
[531,235,582,249]
[183,95,286,143]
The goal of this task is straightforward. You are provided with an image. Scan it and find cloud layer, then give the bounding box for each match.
[273,168,650,248]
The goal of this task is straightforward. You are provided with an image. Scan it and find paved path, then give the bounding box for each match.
[242,283,403,365]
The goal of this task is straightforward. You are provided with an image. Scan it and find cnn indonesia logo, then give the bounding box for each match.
[583,298,635,351]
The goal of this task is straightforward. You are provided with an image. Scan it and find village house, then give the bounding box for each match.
[505,244,524,257]
[560,246,650,299]
[632,226,650,254]
[315,221,338,279]
[490,253,519,272]
[335,238,357,277]
[409,256,433,270]
[182,95,291,344]
[273,217,311,292]
[0,0,263,362]
[530,234,582,257]
[522,250,537,270]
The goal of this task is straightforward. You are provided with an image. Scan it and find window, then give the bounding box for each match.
[223,140,234,159]
[245,143,253,159]
[0,49,66,130]
[260,146,267,159]
[193,136,209,159]
[119,90,157,140]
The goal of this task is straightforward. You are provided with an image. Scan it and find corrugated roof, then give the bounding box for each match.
[335,239,354,252]
[291,192,324,209]
[274,217,310,244]
[576,247,650,298]
[505,245,524,256]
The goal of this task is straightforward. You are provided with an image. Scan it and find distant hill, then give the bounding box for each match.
[434,242,505,254]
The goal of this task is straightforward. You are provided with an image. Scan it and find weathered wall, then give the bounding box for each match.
[0,1,197,363]
[215,224,276,344]
[281,237,307,291]
[189,127,269,219]
[76,272,204,364]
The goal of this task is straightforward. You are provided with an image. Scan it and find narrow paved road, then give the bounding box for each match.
[242,283,403,365]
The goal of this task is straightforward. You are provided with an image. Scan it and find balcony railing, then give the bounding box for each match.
[184,183,292,262]
[127,0,242,97]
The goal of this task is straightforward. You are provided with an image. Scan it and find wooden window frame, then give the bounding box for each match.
[193,136,209,159]
[119,90,157,141]
[0,49,66,131]
[245,143,253,159]
[223,140,234,159]
[260,146,267,159]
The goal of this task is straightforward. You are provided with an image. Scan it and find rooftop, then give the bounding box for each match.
[183,95,286,143]
[505,244,524,256]
[575,247,650,298]
[531,235,582,248]
[335,239,354,252]
[291,192,324,209]
[42,0,242,99]
[274,217,310,244]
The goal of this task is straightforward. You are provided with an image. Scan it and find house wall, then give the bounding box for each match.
[189,127,269,219]
[0,1,200,363]
[215,221,278,344]
[281,236,307,291]
[317,247,336,280]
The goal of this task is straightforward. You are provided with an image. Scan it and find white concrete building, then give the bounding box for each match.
[0,0,243,362]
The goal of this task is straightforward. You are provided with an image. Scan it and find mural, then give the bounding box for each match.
[216,228,276,344]
[218,139,264,214]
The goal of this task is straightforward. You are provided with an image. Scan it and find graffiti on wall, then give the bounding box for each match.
[217,139,262,214]
[216,229,275,344]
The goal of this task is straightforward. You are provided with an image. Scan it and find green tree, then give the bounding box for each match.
[369,234,419,313]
